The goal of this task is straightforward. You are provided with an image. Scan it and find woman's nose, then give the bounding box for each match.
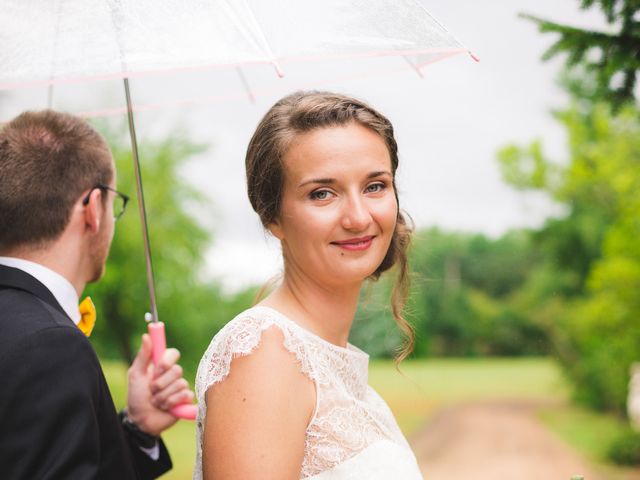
[341,195,372,231]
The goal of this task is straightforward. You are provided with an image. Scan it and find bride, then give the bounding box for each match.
[194,91,422,479]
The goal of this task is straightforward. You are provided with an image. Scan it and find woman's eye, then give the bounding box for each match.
[310,189,332,200]
[365,183,385,193]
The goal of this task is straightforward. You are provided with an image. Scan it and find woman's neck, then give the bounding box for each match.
[261,269,361,348]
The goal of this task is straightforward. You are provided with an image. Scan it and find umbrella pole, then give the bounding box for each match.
[123,77,160,324]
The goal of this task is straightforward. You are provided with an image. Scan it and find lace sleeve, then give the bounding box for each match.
[194,309,317,409]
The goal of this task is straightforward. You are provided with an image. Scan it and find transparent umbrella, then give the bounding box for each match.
[1,0,475,419]
[2,0,472,89]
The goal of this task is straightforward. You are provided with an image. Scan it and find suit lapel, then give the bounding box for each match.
[0,264,69,319]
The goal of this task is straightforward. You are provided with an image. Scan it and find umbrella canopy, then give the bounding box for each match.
[1,0,471,90]
[1,0,474,334]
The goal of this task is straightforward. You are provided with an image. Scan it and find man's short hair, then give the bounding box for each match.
[0,110,113,250]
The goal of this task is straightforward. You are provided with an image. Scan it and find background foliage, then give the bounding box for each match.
[502,0,640,417]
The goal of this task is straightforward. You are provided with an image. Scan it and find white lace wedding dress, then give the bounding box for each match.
[193,306,423,479]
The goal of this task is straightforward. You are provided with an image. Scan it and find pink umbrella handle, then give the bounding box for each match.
[148,321,197,421]
[168,403,197,419]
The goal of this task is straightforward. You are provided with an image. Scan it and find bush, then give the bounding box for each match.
[608,430,640,465]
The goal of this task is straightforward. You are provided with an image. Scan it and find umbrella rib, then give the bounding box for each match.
[47,0,64,108]
[230,0,283,77]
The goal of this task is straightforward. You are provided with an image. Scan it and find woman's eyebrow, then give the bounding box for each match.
[298,171,392,188]
[298,177,335,188]
[368,170,392,179]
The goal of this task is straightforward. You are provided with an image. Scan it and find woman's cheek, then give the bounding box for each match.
[380,197,399,232]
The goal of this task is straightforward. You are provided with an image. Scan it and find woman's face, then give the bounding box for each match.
[270,122,398,288]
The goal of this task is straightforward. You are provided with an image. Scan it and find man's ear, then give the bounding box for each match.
[267,220,284,240]
[83,188,104,234]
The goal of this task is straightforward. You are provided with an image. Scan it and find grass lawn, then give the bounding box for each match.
[538,405,640,480]
[102,361,196,479]
[369,357,568,435]
[539,406,626,462]
[103,356,638,479]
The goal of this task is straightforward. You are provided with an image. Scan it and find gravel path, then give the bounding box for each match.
[409,400,600,480]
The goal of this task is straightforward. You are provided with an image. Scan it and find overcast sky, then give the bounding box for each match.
[2,1,609,291]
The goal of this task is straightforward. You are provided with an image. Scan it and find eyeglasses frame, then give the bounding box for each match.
[82,183,130,220]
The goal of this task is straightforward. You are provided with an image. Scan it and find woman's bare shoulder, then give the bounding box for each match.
[202,324,316,479]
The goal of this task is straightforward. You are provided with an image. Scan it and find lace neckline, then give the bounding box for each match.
[250,305,369,360]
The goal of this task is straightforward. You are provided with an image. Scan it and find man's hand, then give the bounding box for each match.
[126,333,195,436]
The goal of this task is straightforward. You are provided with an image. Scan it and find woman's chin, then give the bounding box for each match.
[324,265,382,287]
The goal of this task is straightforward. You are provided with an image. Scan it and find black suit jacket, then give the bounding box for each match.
[0,265,172,479]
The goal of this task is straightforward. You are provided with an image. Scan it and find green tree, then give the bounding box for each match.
[522,0,640,108]
[350,227,549,358]
[410,228,548,357]
[499,104,640,413]
[504,1,640,415]
[558,106,640,412]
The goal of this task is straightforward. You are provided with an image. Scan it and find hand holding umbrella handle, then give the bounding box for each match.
[147,321,197,421]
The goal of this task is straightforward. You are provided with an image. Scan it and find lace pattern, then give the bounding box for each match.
[193,306,416,479]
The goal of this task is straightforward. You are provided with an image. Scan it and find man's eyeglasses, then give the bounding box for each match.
[82,184,130,220]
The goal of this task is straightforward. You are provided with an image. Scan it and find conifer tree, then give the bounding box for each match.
[522,0,640,108]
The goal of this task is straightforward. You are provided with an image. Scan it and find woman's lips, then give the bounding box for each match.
[331,235,375,251]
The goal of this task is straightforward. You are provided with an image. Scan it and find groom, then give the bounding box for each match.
[0,110,193,479]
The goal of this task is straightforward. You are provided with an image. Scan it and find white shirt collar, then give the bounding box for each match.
[0,256,81,325]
